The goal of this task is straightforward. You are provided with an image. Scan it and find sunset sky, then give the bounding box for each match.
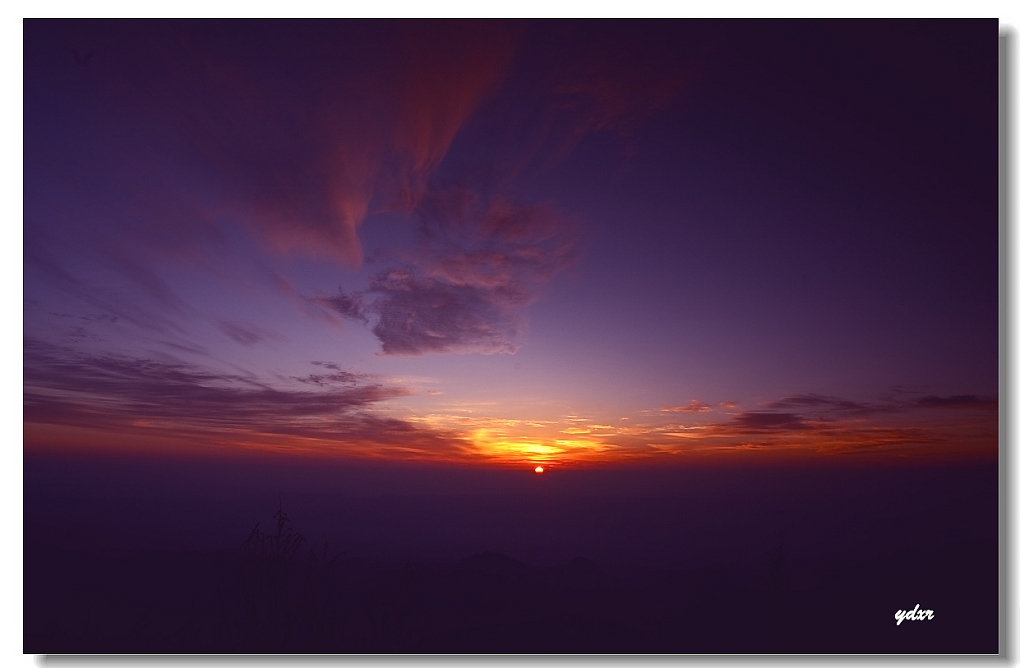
[23,20,999,469]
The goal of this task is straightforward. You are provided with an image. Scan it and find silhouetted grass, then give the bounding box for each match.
[219,501,343,652]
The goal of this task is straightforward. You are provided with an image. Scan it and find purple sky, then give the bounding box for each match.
[23,20,999,468]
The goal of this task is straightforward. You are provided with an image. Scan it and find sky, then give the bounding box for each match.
[23,20,1000,470]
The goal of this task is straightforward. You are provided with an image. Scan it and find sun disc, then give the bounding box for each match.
[534,465,544,474]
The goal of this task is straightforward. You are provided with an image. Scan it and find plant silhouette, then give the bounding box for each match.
[233,501,342,651]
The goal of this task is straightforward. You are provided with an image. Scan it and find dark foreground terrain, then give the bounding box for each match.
[24,454,1000,654]
[25,533,996,654]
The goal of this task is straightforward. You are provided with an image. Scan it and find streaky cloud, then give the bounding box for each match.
[23,338,468,458]
[218,321,287,347]
[763,393,894,416]
[728,412,809,432]
[916,395,997,410]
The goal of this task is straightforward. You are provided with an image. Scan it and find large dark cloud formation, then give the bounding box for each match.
[25,21,693,358]
[298,23,697,357]
[23,20,522,340]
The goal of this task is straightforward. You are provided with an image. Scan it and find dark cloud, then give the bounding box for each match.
[916,395,997,410]
[368,271,525,355]
[23,339,467,457]
[729,412,809,432]
[23,339,395,424]
[312,361,342,371]
[763,394,890,415]
[765,392,999,416]
[313,288,368,324]
[316,192,577,356]
[296,362,364,387]
[28,22,665,355]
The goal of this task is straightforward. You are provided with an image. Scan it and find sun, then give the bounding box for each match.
[534,465,544,474]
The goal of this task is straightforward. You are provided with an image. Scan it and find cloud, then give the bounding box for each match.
[23,339,398,425]
[23,339,468,458]
[763,394,892,415]
[367,270,525,355]
[26,21,519,276]
[24,233,187,337]
[30,22,686,359]
[311,289,368,324]
[728,412,810,432]
[916,395,997,410]
[766,394,859,409]
[318,192,578,356]
[766,392,999,415]
[295,25,696,357]
[176,21,518,268]
[661,400,713,413]
[549,54,687,165]
[295,361,364,388]
[601,387,999,460]
[218,321,287,346]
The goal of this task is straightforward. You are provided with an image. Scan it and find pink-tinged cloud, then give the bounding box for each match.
[319,192,578,355]
[661,400,713,413]
[524,23,698,168]
[382,23,520,209]
[245,23,518,266]
[52,22,518,270]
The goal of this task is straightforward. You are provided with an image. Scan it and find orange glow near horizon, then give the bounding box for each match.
[22,398,999,468]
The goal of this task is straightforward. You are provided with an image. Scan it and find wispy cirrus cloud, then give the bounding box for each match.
[218,321,287,347]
